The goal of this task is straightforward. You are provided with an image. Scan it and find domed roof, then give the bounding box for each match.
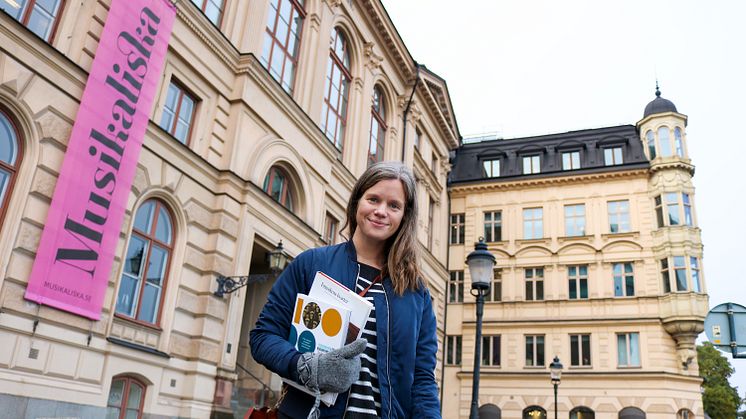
[643,86,677,118]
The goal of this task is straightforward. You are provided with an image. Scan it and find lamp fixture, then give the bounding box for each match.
[214,241,288,298]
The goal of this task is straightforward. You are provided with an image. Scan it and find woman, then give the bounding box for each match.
[250,162,440,418]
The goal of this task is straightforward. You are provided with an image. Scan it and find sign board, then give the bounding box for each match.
[704,302,746,357]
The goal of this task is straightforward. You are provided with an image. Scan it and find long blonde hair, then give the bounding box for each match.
[342,162,423,295]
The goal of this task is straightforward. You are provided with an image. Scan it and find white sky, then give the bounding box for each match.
[381,0,746,396]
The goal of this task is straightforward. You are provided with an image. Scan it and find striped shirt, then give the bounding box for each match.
[344,263,382,418]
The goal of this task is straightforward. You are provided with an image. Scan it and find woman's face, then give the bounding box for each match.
[354,179,406,246]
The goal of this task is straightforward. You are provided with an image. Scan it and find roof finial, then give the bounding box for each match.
[655,80,661,98]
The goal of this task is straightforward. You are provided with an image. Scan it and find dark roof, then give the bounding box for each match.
[643,87,677,118]
[449,125,650,185]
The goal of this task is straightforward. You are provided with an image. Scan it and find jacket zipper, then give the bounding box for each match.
[342,263,362,418]
[383,280,392,418]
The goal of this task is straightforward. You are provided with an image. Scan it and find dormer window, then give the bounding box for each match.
[522,155,540,174]
[483,159,500,178]
[603,147,623,166]
[562,151,580,170]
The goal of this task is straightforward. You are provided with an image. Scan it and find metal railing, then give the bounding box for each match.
[235,361,276,408]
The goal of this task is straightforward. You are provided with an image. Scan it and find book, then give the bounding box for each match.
[284,293,351,406]
[308,271,374,345]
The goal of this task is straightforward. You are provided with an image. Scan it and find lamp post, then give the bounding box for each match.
[214,241,288,297]
[466,237,495,419]
[549,356,563,419]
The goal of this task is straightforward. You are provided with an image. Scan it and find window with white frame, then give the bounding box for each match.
[646,130,656,160]
[482,335,501,366]
[522,155,540,174]
[674,127,684,157]
[525,267,544,301]
[604,147,623,166]
[367,86,387,166]
[655,192,694,227]
[613,262,634,297]
[448,271,464,303]
[660,258,671,293]
[445,335,462,365]
[660,256,703,294]
[568,265,588,299]
[450,213,465,245]
[484,211,502,242]
[523,207,543,239]
[483,159,500,178]
[608,200,630,233]
[658,126,672,157]
[617,332,640,367]
[564,204,586,236]
[525,335,545,367]
[562,151,580,170]
[324,213,338,244]
[691,257,701,293]
[484,268,502,302]
[570,334,591,366]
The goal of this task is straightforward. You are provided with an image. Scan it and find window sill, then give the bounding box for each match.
[617,365,642,369]
[569,365,593,370]
[114,313,163,331]
[515,238,550,246]
[602,231,640,240]
[523,366,546,370]
[107,337,170,359]
[558,235,593,244]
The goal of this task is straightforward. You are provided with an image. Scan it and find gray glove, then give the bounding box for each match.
[297,338,366,393]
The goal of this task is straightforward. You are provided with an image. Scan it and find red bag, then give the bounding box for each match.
[244,406,278,419]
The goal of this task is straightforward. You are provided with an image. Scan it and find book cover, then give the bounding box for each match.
[308,271,374,345]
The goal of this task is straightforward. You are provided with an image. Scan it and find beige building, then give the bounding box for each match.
[443,91,707,418]
[0,0,458,417]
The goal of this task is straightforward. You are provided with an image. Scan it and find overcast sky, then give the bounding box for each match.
[381,0,746,396]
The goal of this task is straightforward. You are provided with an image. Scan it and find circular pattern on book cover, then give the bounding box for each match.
[298,330,316,353]
[321,308,342,337]
[288,324,298,346]
[302,302,321,329]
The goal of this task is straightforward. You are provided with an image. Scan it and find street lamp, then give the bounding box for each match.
[214,241,289,297]
[466,237,495,419]
[549,356,563,419]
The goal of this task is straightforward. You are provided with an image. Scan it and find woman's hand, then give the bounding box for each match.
[297,338,367,393]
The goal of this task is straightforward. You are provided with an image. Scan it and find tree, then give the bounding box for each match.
[698,342,740,418]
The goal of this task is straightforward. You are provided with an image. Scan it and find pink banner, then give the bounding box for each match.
[25,0,176,319]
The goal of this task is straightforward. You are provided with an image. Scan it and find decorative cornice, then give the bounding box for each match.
[649,159,695,176]
[174,4,239,73]
[323,0,343,10]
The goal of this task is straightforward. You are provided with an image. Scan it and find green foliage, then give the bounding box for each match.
[698,342,740,418]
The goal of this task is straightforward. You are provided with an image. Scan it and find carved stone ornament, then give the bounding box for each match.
[364,42,383,70]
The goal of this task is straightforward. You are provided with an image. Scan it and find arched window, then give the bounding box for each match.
[0,109,22,229]
[571,406,595,419]
[261,0,306,93]
[107,375,146,419]
[479,403,501,419]
[191,0,225,26]
[321,27,351,150]
[645,130,656,160]
[523,406,547,419]
[368,85,387,166]
[0,0,65,41]
[657,126,672,157]
[263,166,294,211]
[619,406,645,419]
[674,127,684,157]
[116,200,174,326]
[676,409,693,419]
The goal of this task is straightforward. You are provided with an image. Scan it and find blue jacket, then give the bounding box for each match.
[249,241,441,418]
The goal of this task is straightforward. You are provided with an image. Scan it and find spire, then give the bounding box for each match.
[655,80,661,98]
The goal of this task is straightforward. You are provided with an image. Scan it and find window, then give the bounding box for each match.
[367,86,387,166]
[321,28,351,149]
[107,376,146,419]
[656,192,694,228]
[0,109,21,228]
[0,0,64,41]
[431,152,438,175]
[414,127,421,150]
[483,159,500,177]
[691,257,701,293]
[619,407,645,419]
[445,335,462,365]
[261,0,305,93]
[484,211,502,242]
[449,213,465,245]
[116,200,174,325]
[482,335,501,366]
[677,409,694,419]
[448,271,463,303]
[674,127,684,157]
[562,151,581,170]
[570,407,595,419]
[568,265,588,299]
[428,197,435,250]
[324,213,338,244]
[191,0,224,26]
[617,332,640,367]
[525,267,544,301]
[570,334,591,366]
[673,256,687,291]
[604,147,623,165]
[263,166,294,211]
[645,130,656,160]
[565,204,586,236]
[658,126,672,157]
[525,335,545,366]
[608,200,630,233]
[613,263,634,297]
[660,258,671,293]
[523,208,543,239]
[159,81,196,145]
[523,406,547,419]
[484,268,502,302]
[522,155,540,174]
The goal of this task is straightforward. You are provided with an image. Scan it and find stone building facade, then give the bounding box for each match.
[0,0,458,417]
[443,91,706,418]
